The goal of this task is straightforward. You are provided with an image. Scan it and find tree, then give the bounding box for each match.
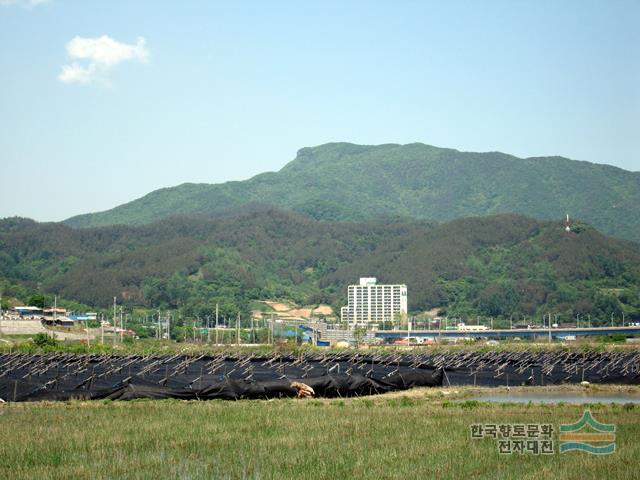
[27,294,46,308]
[593,292,623,321]
[476,281,520,317]
[353,326,367,348]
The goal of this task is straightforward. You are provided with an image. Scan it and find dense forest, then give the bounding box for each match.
[65,142,640,242]
[2,210,640,324]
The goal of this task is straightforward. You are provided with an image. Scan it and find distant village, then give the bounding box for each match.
[6,306,96,326]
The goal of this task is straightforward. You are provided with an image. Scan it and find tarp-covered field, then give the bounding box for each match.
[1,350,639,402]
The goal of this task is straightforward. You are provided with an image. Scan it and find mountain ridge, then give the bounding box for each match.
[63,142,640,242]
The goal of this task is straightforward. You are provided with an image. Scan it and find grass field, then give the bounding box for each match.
[0,387,638,480]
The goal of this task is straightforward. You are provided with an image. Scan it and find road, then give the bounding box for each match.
[376,326,640,339]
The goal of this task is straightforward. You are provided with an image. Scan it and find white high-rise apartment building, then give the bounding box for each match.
[340,278,407,327]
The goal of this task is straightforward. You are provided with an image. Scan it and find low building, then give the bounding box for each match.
[13,306,43,317]
[44,308,67,317]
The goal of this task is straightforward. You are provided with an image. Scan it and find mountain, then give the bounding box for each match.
[1,209,424,313]
[3,211,640,323]
[64,143,640,242]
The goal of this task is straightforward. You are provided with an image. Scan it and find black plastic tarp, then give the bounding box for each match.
[3,368,443,402]
[1,350,638,402]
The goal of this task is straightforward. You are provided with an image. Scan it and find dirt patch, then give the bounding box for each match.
[258,302,333,318]
[313,305,333,316]
[367,384,640,402]
[264,301,293,312]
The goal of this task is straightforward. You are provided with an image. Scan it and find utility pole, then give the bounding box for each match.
[215,304,219,345]
[236,312,240,346]
[112,297,117,346]
[588,314,591,329]
[267,316,271,345]
[52,295,57,338]
[611,312,614,328]
[312,319,317,347]
[0,292,3,338]
[221,316,225,344]
[548,313,552,344]
[270,314,274,346]
[119,306,123,343]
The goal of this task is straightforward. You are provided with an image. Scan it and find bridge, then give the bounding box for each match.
[375,326,640,340]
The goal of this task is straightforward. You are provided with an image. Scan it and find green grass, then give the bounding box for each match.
[2,335,638,356]
[1,391,638,479]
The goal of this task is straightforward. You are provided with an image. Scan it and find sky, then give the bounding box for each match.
[1,0,639,221]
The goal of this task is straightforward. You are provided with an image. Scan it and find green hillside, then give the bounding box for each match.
[3,211,640,323]
[64,143,640,242]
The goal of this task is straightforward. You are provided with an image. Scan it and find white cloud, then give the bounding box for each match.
[58,62,97,84]
[0,0,50,7]
[58,35,149,84]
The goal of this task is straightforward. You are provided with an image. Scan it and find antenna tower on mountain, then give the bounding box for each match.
[564,214,572,236]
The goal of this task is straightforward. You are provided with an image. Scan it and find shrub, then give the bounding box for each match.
[32,333,59,348]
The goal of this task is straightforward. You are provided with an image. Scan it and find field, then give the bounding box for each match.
[1,386,638,480]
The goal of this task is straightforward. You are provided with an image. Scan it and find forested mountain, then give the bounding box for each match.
[3,211,640,323]
[64,143,640,242]
[0,210,424,316]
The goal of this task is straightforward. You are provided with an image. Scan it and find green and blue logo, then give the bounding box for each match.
[559,410,616,455]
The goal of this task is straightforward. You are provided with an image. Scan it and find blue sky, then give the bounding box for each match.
[1,0,638,221]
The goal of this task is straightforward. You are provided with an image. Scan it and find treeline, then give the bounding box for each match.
[1,210,639,323]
